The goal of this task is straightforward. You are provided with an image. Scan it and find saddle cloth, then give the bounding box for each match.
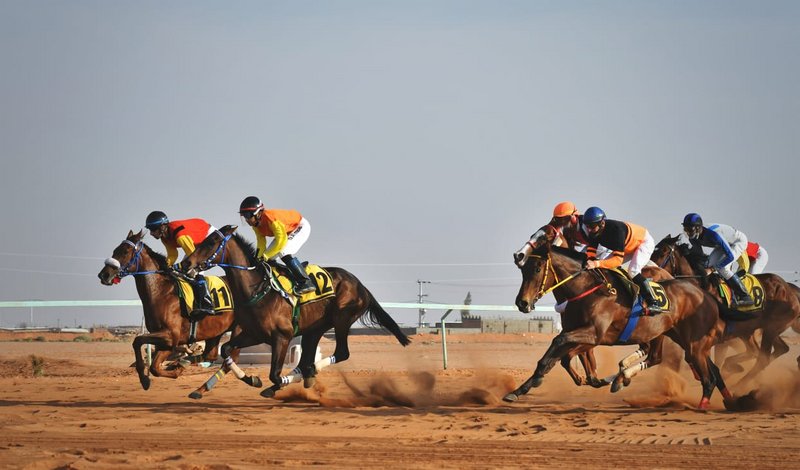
[271,264,336,306]
[177,275,233,313]
[717,273,765,313]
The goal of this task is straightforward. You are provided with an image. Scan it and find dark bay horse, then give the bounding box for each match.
[651,235,800,384]
[98,230,239,390]
[178,225,411,399]
[505,225,733,409]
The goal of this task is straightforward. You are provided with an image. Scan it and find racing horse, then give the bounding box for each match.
[98,230,239,390]
[504,225,734,409]
[178,225,411,399]
[651,235,800,384]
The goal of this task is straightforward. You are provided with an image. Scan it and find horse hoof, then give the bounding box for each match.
[610,377,625,394]
[260,387,277,398]
[250,376,263,388]
[502,393,519,403]
[304,376,316,389]
[139,375,151,391]
[188,391,203,400]
[697,397,711,411]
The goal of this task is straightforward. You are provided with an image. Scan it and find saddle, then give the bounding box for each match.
[606,268,670,313]
[713,273,765,313]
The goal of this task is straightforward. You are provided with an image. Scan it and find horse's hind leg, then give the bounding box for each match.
[132,331,173,390]
[504,326,598,402]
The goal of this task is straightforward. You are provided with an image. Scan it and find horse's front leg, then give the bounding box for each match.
[297,329,326,388]
[132,331,173,390]
[188,331,262,400]
[260,334,293,398]
[504,326,599,402]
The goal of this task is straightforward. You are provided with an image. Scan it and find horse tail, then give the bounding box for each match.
[362,289,412,347]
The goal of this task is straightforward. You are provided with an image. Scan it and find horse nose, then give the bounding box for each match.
[516,299,529,312]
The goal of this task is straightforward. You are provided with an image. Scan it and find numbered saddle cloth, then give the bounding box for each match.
[177,275,233,313]
[609,268,670,313]
[272,264,336,306]
[717,273,765,313]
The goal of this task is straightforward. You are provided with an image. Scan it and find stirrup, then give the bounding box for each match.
[294,282,315,295]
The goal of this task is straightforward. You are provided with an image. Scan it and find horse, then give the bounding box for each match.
[505,225,735,410]
[651,235,800,384]
[97,230,239,390]
[177,225,411,399]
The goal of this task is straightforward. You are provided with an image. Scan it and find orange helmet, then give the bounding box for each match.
[552,201,577,218]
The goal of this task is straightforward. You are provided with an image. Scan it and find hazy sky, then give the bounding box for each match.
[1,1,798,327]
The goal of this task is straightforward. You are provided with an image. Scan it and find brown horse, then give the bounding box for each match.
[651,235,800,384]
[178,225,411,399]
[505,225,734,409]
[97,230,239,390]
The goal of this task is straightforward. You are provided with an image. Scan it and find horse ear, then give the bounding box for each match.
[230,225,238,233]
[221,224,239,234]
[127,229,134,238]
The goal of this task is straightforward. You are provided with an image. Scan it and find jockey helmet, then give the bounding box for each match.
[145,211,169,230]
[583,207,606,225]
[682,213,703,228]
[552,201,578,218]
[682,213,704,239]
[239,196,264,219]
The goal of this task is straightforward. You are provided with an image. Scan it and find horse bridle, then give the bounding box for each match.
[196,230,256,272]
[105,240,160,278]
[658,244,676,272]
[524,249,617,306]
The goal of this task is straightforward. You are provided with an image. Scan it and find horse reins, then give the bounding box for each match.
[109,240,161,278]
[198,230,257,272]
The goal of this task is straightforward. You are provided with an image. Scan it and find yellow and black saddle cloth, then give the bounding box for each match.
[176,275,233,316]
[608,267,671,313]
[716,273,765,313]
[247,263,336,336]
[607,268,671,344]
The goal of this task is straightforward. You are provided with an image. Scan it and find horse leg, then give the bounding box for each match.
[580,347,605,387]
[150,349,183,378]
[312,318,354,379]
[131,331,173,390]
[562,347,589,386]
[736,329,779,386]
[504,326,598,402]
[298,329,326,388]
[260,334,293,399]
[201,336,223,363]
[612,338,664,393]
[188,331,262,400]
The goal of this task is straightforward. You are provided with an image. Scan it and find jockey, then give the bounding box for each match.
[580,207,662,312]
[238,196,315,295]
[676,213,754,306]
[549,201,587,250]
[145,211,216,315]
[746,241,769,275]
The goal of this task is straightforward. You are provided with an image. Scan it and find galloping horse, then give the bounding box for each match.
[505,225,734,409]
[98,230,239,390]
[651,235,800,384]
[178,225,411,399]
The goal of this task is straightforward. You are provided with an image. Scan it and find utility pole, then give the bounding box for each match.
[417,280,430,328]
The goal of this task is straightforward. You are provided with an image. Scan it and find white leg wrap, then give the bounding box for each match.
[314,356,335,372]
[620,348,647,369]
[623,361,648,379]
[280,367,303,385]
[224,357,246,380]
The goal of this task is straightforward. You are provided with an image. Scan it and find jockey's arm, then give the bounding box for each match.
[175,235,196,258]
[165,244,180,266]
[262,220,288,261]
[595,250,624,269]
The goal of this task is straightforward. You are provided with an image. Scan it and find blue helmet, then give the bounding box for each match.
[584,207,606,225]
[145,211,169,230]
[682,213,703,228]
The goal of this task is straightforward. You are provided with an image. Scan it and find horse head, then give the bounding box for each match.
[98,230,147,285]
[179,225,241,277]
[651,234,696,277]
[514,225,558,313]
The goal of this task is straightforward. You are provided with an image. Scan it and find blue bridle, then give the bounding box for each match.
[196,230,256,272]
[111,240,161,278]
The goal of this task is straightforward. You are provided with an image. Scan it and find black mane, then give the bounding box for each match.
[231,232,260,266]
[143,244,169,269]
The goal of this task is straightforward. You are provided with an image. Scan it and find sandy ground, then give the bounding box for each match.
[1,333,800,469]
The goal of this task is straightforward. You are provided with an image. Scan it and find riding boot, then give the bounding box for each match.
[191,275,215,316]
[725,275,755,307]
[282,255,316,295]
[633,273,662,313]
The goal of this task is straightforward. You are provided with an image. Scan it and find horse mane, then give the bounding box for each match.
[142,244,170,269]
[230,232,260,266]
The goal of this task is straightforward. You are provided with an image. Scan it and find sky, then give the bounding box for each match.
[1,1,798,328]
